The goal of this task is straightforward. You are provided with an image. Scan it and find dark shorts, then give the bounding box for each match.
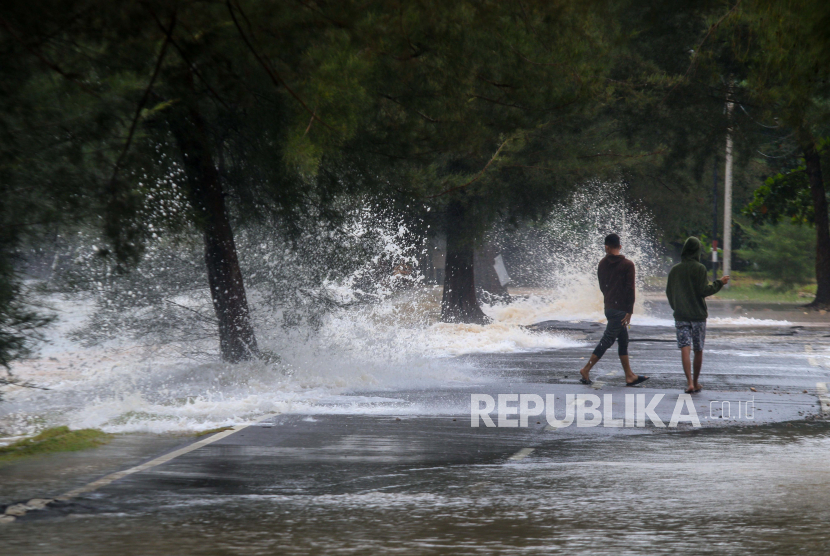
[592,309,629,359]
[675,320,706,351]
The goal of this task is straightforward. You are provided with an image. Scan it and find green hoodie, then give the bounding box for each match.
[666,237,724,321]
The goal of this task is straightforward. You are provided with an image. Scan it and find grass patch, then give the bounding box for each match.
[712,271,816,303]
[0,426,112,464]
[645,271,817,303]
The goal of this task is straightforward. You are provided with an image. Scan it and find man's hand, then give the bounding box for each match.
[721,275,730,285]
[621,313,632,327]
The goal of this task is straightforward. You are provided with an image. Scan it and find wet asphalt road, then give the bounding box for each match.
[2,315,830,555]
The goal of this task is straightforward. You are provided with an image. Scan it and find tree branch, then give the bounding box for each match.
[646,173,677,194]
[380,94,444,123]
[142,3,231,111]
[495,31,583,86]
[470,94,532,111]
[164,299,219,325]
[0,15,101,98]
[663,0,743,101]
[289,0,350,28]
[427,137,514,199]
[226,0,336,133]
[106,12,177,190]
[576,148,666,160]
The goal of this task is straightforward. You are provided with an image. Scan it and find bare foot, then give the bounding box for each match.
[580,367,591,383]
[693,382,702,392]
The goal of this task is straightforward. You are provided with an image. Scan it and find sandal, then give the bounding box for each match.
[625,375,649,387]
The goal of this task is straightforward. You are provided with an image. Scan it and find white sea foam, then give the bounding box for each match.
[0,186,791,437]
[2,288,587,435]
[482,294,792,328]
[417,322,584,356]
[707,317,792,327]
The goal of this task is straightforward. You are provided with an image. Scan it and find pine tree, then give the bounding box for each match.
[340,0,638,322]
[724,0,830,307]
[1,0,379,361]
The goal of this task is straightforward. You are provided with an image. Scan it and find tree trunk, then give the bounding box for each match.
[804,145,830,308]
[171,109,259,361]
[441,201,490,324]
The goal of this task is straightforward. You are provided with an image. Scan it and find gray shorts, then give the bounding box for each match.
[675,321,706,351]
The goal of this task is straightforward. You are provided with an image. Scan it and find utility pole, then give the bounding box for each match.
[723,92,734,287]
[712,163,718,282]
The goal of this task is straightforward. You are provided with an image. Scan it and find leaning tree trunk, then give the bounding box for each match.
[804,144,830,308]
[441,201,490,324]
[171,109,259,362]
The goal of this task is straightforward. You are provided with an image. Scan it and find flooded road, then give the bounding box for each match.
[2,298,829,554]
[3,424,829,555]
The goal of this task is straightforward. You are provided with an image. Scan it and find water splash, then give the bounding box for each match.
[485,181,662,323]
[1,184,786,437]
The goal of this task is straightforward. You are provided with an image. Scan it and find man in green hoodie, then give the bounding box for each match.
[666,237,730,394]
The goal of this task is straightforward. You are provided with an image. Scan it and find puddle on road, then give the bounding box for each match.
[3,424,829,555]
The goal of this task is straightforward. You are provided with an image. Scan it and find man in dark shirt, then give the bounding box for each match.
[578,233,649,386]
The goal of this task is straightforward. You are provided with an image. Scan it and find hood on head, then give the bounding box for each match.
[681,236,702,262]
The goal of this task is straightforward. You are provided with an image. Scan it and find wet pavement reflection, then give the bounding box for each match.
[2,311,829,555]
[3,424,829,555]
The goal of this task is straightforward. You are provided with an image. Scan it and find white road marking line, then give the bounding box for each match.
[806,345,819,367]
[817,383,830,415]
[1,414,275,524]
[508,448,535,461]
